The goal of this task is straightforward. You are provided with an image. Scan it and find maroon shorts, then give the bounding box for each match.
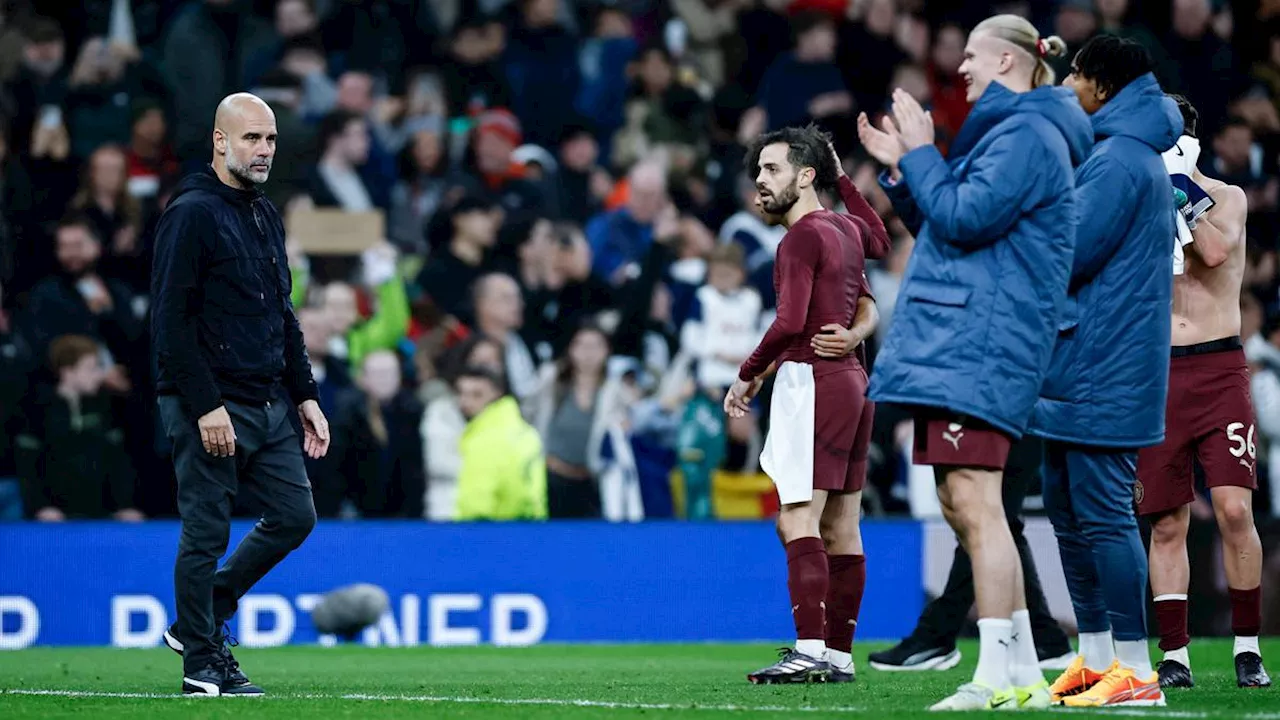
[912,407,1013,471]
[813,367,872,494]
[1136,338,1257,516]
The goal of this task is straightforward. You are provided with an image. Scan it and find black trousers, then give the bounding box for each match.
[159,396,317,673]
[546,469,601,519]
[913,435,1073,655]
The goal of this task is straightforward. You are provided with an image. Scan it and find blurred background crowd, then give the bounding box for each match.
[0,0,1279,523]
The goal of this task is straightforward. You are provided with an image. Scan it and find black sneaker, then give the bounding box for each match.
[1236,652,1272,688]
[182,662,227,697]
[1157,659,1195,689]
[868,637,961,672]
[168,623,262,695]
[746,648,830,684]
[216,628,262,695]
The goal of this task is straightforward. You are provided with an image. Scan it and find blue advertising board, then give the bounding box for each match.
[0,520,922,648]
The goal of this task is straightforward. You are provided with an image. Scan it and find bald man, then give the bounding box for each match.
[152,93,330,697]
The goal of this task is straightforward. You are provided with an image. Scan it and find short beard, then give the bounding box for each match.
[760,178,800,216]
[226,149,271,187]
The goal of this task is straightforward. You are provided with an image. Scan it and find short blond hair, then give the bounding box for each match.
[973,14,1067,88]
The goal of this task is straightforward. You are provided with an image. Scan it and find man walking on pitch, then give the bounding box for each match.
[152,92,330,697]
[725,124,887,684]
[1029,35,1180,708]
[861,14,1090,710]
[1140,95,1271,691]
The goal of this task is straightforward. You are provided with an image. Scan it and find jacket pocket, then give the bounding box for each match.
[903,280,972,307]
[892,280,975,366]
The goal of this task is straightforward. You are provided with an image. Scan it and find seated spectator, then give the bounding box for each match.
[70,145,145,292]
[530,323,626,519]
[718,172,785,309]
[297,305,352,414]
[63,36,167,160]
[278,34,338,120]
[310,109,374,211]
[681,243,764,395]
[504,0,582,148]
[452,108,545,221]
[332,70,396,207]
[573,7,636,162]
[2,16,69,161]
[440,16,513,121]
[388,124,449,254]
[473,272,540,401]
[26,214,142,393]
[740,11,852,137]
[454,365,548,521]
[414,195,501,326]
[586,159,669,285]
[308,242,411,368]
[556,121,613,226]
[321,350,425,518]
[124,98,180,203]
[612,43,707,172]
[15,334,142,522]
[1207,117,1279,229]
[420,333,508,521]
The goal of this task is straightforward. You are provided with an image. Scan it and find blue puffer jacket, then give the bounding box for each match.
[870,83,1093,437]
[1028,74,1181,448]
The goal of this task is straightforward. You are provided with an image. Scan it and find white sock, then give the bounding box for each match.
[1009,610,1044,687]
[796,639,826,660]
[1164,645,1191,669]
[1079,630,1115,671]
[974,618,1013,690]
[1235,636,1261,657]
[827,648,853,671]
[1115,639,1154,677]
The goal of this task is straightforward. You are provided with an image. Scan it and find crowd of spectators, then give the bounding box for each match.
[0,0,1278,522]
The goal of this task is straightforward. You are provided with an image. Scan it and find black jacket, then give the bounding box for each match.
[151,166,317,418]
[15,388,136,518]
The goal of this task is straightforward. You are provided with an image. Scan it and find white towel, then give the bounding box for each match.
[759,362,815,506]
[1163,136,1202,276]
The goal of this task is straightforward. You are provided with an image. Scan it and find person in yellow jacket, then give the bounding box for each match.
[454,366,548,521]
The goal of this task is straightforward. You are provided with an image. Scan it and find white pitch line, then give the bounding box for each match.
[6,688,1278,718]
[3,689,861,713]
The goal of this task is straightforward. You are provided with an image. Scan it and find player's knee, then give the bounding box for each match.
[179,512,232,556]
[1216,497,1255,539]
[1149,511,1187,546]
[280,501,317,546]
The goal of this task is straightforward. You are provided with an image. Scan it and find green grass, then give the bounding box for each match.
[0,640,1275,718]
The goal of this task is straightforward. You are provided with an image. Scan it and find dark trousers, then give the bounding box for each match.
[913,435,1073,655]
[159,396,317,673]
[546,469,601,519]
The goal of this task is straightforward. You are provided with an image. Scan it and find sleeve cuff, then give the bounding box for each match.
[183,386,224,422]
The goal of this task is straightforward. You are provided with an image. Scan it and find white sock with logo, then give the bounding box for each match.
[974,618,1014,690]
[1009,610,1045,687]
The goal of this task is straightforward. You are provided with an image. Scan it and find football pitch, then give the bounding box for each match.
[0,640,1275,719]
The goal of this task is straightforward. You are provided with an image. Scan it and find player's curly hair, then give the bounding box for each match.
[744,124,839,193]
[1071,34,1154,104]
[1169,94,1199,138]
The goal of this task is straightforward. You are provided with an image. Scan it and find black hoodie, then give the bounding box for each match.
[151,166,317,419]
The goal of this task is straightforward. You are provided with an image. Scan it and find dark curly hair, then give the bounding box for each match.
[1168,94,1199,139]
[1071,34,1154,103]
[744,124,838,194]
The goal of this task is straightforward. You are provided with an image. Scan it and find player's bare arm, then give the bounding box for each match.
[1184,181,1247,269]
[812,295,877,358]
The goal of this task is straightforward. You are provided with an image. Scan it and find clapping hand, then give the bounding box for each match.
[891,88,935,151]
[857,112,905,172]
